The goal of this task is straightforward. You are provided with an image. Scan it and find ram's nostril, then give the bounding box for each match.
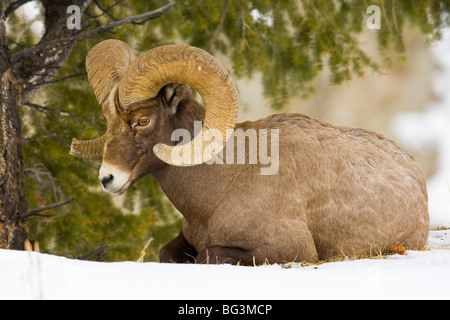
[101,175,114,188]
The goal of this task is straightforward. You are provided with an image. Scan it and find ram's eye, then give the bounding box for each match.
[136,119,150,127]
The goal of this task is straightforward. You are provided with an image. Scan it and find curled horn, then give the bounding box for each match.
[86,39,135,106]
[70,40,135,159]
[119,45,238,166]
[71,41,238,166]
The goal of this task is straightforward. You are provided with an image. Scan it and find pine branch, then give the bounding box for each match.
[5,0,32,17]
[18,196,75,220]
[11,2,176,62]
[24,72,87,90]
[24,101,103,132]
[75,243,108,261]
[29,108,72,146]
[92,0,123,21]
[76,236,109,261]
[207,0,231,51]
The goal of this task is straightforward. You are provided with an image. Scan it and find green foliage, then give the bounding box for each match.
[141,0,450,108]
[14,0,450,261]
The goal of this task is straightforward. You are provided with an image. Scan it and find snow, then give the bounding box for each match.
[17,1,44,36]
[1,230,449,300]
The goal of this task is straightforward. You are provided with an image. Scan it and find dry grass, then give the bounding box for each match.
[431,226,450,231]
[137,237,153,263]
[281,244,432,269]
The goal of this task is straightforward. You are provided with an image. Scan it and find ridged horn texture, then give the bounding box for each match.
[86,39,136,105]
[70,40,135,160]
[120,44,238,166]
[71,40,238,166]
[70,135,106,160]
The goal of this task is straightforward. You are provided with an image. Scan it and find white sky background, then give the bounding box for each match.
[12,2,450,227]
[391,28,450,228]
[16,1,44,36]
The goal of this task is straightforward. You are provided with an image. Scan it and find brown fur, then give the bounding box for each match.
[101,84,429,265]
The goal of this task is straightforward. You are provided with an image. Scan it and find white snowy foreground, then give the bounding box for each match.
[1,229,449,300]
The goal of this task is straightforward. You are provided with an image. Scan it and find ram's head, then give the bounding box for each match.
[70,40,238,194]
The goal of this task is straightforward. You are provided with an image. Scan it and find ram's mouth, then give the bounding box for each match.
[99,162,131,195]
[105,180,130,195]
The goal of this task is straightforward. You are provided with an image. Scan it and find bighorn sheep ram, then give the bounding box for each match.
[70,40,429,265]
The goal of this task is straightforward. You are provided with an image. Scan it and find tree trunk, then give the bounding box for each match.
[0,2,28,249]
[0,0,90,249]
[0,71,28,249]
[0,0,174,250]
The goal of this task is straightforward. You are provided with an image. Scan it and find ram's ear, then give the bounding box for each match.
[160,83,190,116]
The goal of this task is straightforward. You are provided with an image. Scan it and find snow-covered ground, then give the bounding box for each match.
[1,229,449,300]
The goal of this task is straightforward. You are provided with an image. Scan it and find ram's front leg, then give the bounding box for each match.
[159,231,197,263]
[196,246,255,266]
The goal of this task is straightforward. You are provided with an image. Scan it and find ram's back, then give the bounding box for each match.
[234,113,429,259]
